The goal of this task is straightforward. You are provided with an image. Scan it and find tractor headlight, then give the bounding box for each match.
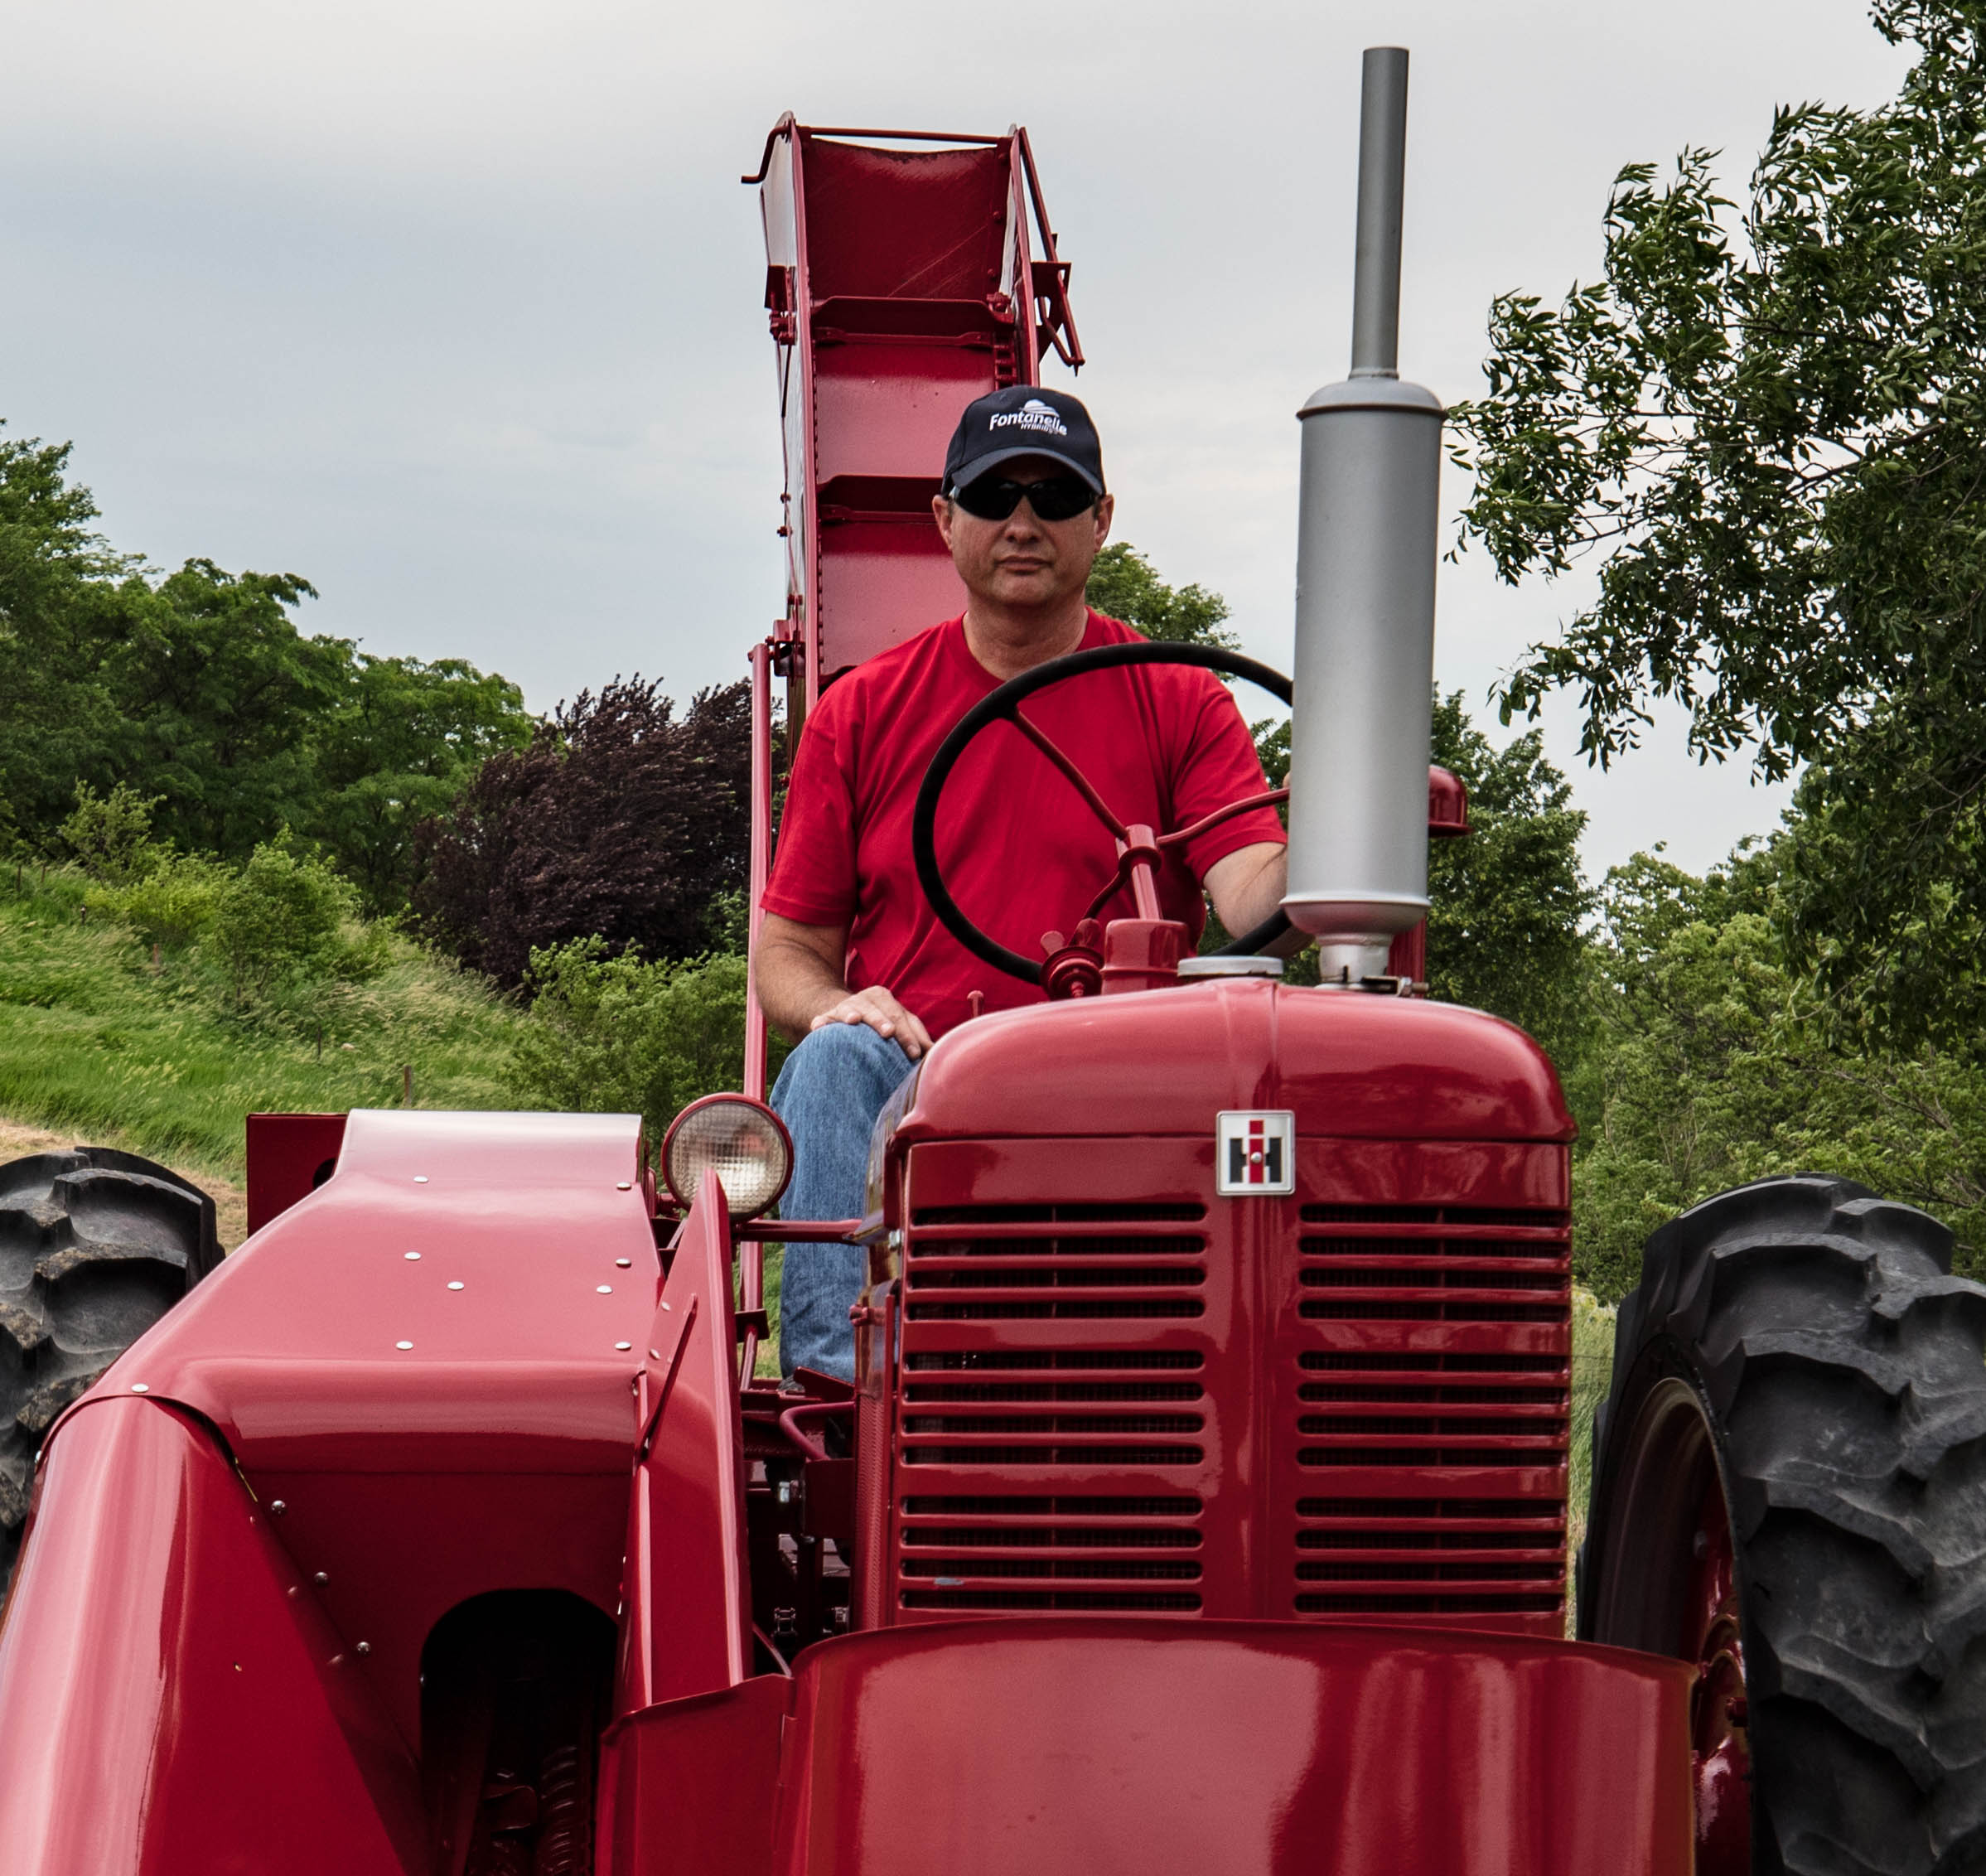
[661,1095,794,1221]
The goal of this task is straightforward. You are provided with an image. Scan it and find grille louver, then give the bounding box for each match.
[896,1201,1211,1612]
[1285,1204,1571,1626]
[904,1204,1207,1324]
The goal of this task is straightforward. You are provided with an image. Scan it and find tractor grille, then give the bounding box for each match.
[885,1156,1570,1633]
[895,1201,1210,1612]
[1285,1204,1570,1626]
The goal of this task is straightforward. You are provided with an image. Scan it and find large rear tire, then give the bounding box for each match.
[0,1148,220,1591]
[1582,1174,1986,1875]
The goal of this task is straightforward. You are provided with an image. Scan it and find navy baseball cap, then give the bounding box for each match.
[943,386,1105,497]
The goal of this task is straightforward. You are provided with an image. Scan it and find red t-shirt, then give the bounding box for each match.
[761,610,1285,1038]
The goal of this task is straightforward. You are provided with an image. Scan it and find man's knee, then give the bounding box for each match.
[776,1022,911,1101]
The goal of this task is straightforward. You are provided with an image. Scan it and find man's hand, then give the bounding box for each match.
[808,986,934,1060]
[756,912,935,1057]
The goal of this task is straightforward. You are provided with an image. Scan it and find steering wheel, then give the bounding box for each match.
[911,641,1294,987]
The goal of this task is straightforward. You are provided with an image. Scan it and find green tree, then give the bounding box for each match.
[1423,694,1592,1066]
[0,423,537,912]
[305,654,532,915]
[0,430,136,841]
[60,781,165,884]
[0,433,338,861]
[106,558,345,861]
[1575,843,1986,1298]
[1450,0,1986,1044]
[1085,543,1237,647]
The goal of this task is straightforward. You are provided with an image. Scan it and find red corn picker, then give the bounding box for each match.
[2,48,1984,1876]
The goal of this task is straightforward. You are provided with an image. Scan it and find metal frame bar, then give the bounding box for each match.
[744,639,775,1104]
[1157,787,1290,851]
[1016,126,1084,369]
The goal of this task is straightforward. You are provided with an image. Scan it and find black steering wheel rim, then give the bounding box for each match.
[911,640,1294,987]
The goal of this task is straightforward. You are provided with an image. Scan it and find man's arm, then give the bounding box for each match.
[755,913,935,1059]
[1203,841,1306,957]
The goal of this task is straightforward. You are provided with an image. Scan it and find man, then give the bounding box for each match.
[756,385,1288,1380]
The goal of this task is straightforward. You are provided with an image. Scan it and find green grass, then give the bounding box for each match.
[0,869,529,1186]
[744,1243,785,1381]
[1568,1285,1617,1597]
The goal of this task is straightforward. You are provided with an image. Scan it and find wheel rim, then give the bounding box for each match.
[1592,1376,1752,1874]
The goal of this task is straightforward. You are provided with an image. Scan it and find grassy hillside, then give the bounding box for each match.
[1,863,1610,1438]
[0,868,528,1191]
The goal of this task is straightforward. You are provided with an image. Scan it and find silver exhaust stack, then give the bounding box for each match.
[1281,46,1444,981]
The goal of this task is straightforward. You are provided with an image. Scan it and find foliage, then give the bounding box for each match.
[413,678,752,989]
[60,781,165,884]
[1255,694,1594,1046]
[1449,1,1986,1045]
[304,654,532,915]
[108,558,345,859]
[1770,727,1986,1050]
[93,851,230,951]
[207,838,382,1007]
[1423,694,1592,1064]
[1085,542,1237,648]
[81,822,385,1007]
[1574,843,1986,1299]
[1568,1286,1616,1562]
[506,940,781,1142]
[0,425,529,908]
[0,866,527,1188]
[0,431,139,844]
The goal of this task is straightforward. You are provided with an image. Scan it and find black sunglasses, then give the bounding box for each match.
[949,472,1099,523]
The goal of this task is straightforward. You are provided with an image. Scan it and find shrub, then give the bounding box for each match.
[60,781,165,883]
[505,940,779,1143]
[90,850,229,950]
[207,837,373,1006]
[411,678,751,989]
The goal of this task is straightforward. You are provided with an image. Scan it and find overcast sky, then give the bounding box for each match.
[2,2,1909,878]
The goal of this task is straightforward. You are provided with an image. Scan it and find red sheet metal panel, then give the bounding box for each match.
[616,1170,753,1713]
[0,1398,423,1876]
[597,1622,1693,1876]
[30,1108,658,1750]
[800,141,1012,302]
[599,1676,787,1876]
[889,975,1575,1148]
[244,1109,348,1236]
[773,1624,1691,1876]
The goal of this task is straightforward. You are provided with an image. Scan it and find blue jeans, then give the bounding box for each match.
[770,1023,916,1381]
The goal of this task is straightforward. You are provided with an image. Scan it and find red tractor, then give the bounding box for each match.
[2,50,1982,1876]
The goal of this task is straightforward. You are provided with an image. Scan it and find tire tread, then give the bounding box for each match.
[0,1148,216,1592]
[1586,1174,1986,1875]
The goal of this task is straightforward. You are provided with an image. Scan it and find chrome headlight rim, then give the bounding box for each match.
[660,1093,795,1221]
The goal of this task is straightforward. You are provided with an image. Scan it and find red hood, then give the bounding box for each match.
[892,978,1573,1146]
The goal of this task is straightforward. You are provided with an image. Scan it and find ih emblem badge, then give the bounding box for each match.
[1215,1110,1295,1196]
